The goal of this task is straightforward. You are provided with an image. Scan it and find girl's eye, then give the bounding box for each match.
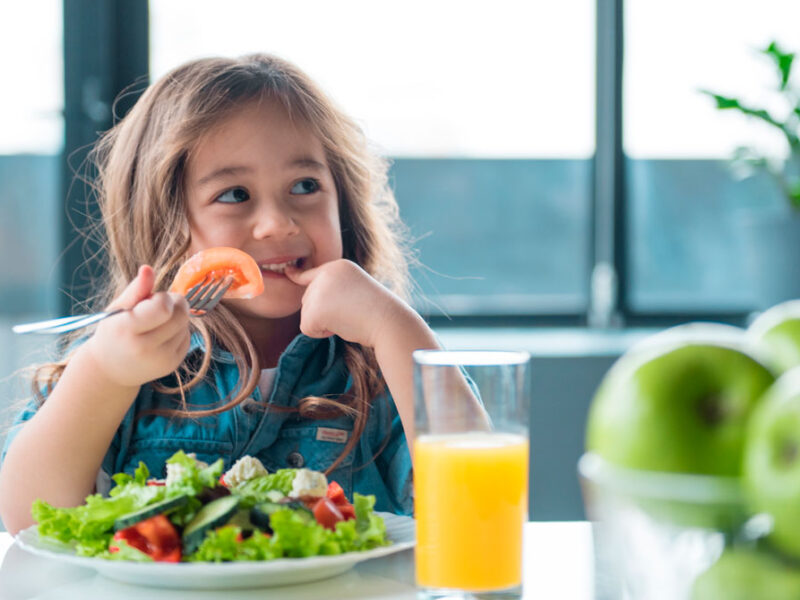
[290,178,320,195]
[216,187,250,204]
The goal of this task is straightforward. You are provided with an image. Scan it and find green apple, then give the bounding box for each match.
[748,300,800,375]
[743,368,800,559]
[691,547,800,600]
[587,324,775,476]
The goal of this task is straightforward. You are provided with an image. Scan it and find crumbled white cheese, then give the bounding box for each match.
[223,456,269,487]
[165,462,187,487]
[186,453,209,469]
[165,454,210,486]
[290,468,328,498]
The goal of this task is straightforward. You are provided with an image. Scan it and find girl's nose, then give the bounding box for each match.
[252,201,300,239]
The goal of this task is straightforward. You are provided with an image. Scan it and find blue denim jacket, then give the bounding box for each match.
[2,334,414,515]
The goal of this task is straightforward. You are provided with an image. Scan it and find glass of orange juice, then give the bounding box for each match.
[413,350,530,599]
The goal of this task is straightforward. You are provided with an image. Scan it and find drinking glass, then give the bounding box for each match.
[413,349,530,599]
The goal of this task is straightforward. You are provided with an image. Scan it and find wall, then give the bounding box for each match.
[435,327,648,521]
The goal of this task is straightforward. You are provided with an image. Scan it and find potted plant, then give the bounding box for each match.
[702,41,800,310]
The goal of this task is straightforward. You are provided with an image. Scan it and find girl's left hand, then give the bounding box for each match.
[284,259,406,348]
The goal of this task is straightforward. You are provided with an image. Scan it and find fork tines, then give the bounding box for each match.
[187,275,234,315]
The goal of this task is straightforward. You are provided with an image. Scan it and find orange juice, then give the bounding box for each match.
[414,432,529,591]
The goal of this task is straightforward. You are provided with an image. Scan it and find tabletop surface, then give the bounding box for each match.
[0,522,594,600]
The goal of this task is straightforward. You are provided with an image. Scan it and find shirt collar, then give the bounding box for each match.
[187,331,339,374]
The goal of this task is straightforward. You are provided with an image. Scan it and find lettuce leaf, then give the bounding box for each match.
[109,460,150,492]
[352,493,389,549]
[329,494,389,552]
[187,526,278,562]
[109,462,164,507]
[30,457,196,557]
[231,469,296,508]
[32,493,140,557]
[267,495,389,557]
[268,508,330,557]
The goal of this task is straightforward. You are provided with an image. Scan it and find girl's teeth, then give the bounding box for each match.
[261,259,300,272]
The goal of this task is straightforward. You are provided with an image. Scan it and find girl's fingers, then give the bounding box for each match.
[107,265,155,311]
[130,323,185,357]
[298,306,333,339]
[164,328,192,360]
[128,292,188,335]
[305,327,333,339]
[284,264,319,287]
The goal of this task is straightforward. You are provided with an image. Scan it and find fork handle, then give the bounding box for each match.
[12,314,95,334]
[12,309,125,335]
[47,309,125,333]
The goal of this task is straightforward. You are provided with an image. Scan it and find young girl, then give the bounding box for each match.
[0,54,454,534]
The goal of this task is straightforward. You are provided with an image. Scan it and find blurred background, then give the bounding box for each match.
[1,0,798,521]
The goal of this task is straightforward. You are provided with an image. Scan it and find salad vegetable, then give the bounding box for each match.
[31,451,389,562]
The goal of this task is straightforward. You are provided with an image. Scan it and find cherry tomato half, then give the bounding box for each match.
[312,497,345,531]
[326,481,346,504]
[326,481,355,521]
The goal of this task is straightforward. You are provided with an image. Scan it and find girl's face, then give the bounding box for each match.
[184,100,343,320]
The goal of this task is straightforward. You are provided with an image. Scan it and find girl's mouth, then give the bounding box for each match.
[258,257,305,276]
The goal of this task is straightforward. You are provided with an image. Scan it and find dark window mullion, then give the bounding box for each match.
[61,0,148,314]
[590,0,626,328]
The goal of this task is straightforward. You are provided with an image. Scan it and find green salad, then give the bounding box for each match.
[31,451,389,562]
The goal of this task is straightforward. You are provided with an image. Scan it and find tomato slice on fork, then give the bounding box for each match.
[170,247,264,300]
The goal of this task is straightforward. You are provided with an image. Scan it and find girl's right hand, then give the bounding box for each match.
[83,265,191,389]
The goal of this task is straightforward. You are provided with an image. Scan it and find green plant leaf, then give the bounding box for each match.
[764,41,794,91]
[700,92,743,111]
[700,41,800,210]
[788,180,800,210]
[707,94,779,126]
[700,91,800,149]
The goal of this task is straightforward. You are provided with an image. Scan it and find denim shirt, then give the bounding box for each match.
[2,334,414,515]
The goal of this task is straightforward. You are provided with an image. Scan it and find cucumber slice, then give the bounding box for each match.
[182,495,241,554]
[113,495,190,531]
[250,501,314,532]
[249,501,282,531]
[226,508,256,533]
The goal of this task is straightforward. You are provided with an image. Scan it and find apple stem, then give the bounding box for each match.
[697,395,727,426]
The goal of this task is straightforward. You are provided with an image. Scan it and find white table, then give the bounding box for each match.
[0,522,594,600]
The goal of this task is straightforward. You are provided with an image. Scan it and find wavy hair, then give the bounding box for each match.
[34,54,411,474]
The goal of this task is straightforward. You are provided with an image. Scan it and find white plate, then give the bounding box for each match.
[15,512,415,589]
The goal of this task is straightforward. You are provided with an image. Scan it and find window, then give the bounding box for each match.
[0,1,63,315]
[624,0,800,313]
[149,0,596,316]
[0,1,63,445]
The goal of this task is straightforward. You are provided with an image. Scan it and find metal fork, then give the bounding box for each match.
[12,275,234,335]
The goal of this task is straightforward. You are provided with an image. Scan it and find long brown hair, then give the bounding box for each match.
[35,54,412,473]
